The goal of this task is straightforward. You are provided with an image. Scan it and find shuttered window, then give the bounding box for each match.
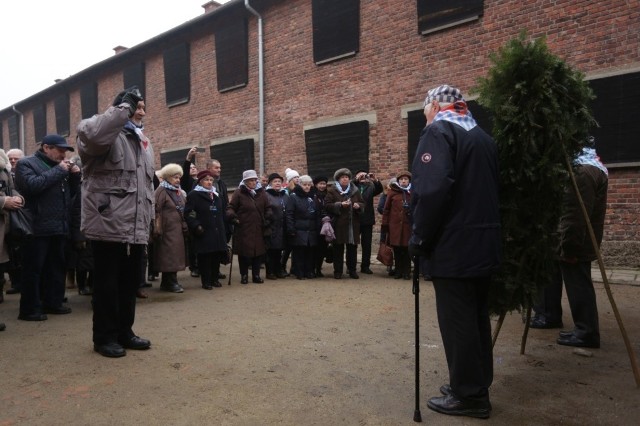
[80,83,98,119]
[54,93,70,136]
[8,114,19,149]
[417,0,484,35]
[33,103,47,143]
[215,17,249,92]
[305,121,369,181]
[159,148,190,168]
[312,0,360,65]
[124,62,146,99]
[589,72,640,164]
[163,43,191,106]
[213,139,255,186]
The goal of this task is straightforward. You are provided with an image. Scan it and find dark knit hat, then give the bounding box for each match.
[41,134,74,151]
[333,168,352,181]
[268,173,284,183]
[196,170,214,182]
[312,175,328,185]
[396,170,412,181]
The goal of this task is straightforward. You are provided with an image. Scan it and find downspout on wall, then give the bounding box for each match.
[244,0,265,176]
[11,105,25,152]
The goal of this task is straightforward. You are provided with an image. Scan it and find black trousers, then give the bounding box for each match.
[198,251,223,286]
[359,225,373,269]
[314,239,328,273]
[292,245,314,278]
[533,262,564,323]
[266,248,283,276]
[332,243,357,274]
[238,255,262,277]
[563,261,600,340]
[92,241,144,345]
[20,236,66,315]
[433,277,493,399]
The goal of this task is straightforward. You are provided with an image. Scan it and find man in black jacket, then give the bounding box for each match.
[410,85,500,419]
[353,170,383,274]
[15,135,80,321]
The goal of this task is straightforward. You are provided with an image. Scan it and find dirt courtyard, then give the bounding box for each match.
[1,264,639,425]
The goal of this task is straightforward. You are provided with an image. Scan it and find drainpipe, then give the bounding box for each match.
[12,105,25,152]
[244,0,265,176]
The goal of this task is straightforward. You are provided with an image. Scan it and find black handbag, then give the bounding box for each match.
[7,208,33,241]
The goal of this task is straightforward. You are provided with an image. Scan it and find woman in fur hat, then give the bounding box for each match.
[382,171,413,279]
[226,170,272,284]
[324,168,365,279]
[153,163,188,293]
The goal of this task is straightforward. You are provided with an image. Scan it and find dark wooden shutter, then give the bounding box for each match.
[407,110,426,166]
[305,121,369,181]
[8,114,19,149]
[54,93,70,136]
[159,149,190,168]
[312,0,360,64]
[417,0,483,35]
[33,103,47,143]
[589,72,640,163]
[163,43,191,106]
[214,139,255,185]
[80,82,98,119]
[215,17,249,92]
[124,62,146,98]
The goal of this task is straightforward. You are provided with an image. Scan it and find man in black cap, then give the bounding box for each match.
[15,134,81,321]
[77,86,155,358]
[352,170,383,274]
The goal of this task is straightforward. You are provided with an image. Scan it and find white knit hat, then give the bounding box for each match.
[285,168,300,182]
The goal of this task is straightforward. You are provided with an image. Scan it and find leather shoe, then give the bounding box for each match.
[136,289,148,298]
[18,312,48,321]
[252,276,264,284]
[94,342,126,358]
[557,333,600,348]
[348,271,359,279]
[440,384,452,395]
[119,336,151,350]
[218,272,226,279]
[190,270,200,277]
[559,329,574,338]
[266,273,277,280]
[6,287,20,294]
[212,281,222,288]
[530,314,563,329]
[43,305,72,315]
[427,394,491,419]
[334,272,343,279]
[360,267,373,274]
[160,284,184,293]
[202,283,213,290]
[241,275,248,284]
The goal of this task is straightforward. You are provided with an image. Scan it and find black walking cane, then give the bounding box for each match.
[412,254,422,422]
[227,249,233,285]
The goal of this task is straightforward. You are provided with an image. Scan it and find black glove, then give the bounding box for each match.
[194,225,205,236]
[121,90,143,117]
[408,243,429,259]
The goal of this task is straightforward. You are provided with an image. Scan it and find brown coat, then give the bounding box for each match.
[153,186,188,272]
[381,184,412,248]
[226,185,271,257]
[324,183,365,245]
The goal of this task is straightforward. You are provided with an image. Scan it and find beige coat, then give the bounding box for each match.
[76,105,155,244]
[0,156,23,263]
[153,186,188,272]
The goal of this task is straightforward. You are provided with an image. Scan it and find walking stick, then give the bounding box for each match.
[227,250,233,285]
[412,254,422,422]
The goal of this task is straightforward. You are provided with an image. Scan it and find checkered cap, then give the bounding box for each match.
[424,85,464,107]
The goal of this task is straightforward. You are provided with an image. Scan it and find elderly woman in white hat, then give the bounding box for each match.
[226,170,272,284]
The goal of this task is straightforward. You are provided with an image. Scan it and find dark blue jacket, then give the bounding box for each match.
[15,150,80,237]
[286,185,319,247]
[266,188,288,250]
[184,189,229,254]
[410,119,501,278]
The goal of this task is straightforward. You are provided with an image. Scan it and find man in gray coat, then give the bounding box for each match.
[77,86,155,358]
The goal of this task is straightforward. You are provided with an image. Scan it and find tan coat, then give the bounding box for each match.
[153,186,188,272]
[0,163,23,264]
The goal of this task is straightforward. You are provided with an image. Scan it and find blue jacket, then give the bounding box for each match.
[410,119,501,278]
[15,150,80,237]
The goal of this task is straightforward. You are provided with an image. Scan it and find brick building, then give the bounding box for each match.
[1,0,638,266]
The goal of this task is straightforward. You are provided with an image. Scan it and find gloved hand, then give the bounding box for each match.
[195,225,205,236]
[121,90,143,117]
[408,243,429,259]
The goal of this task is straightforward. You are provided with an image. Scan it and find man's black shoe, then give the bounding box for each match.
[18,312,48,321]
[241,275,249,284]
[427,394,491,419]
[360,267,373,274]
[202,283,214,290]
[252,276,264,284]
[557,333,600,348]
[440,384,452,395]
[160,284,184,293]
[212,281,222,288]
[559,329,574,338]
[530,315,563,329]
[94,342,126,358]
[43,305,72,315]
[119,336,151,350]
[348,271,359,279]
[6,287,20,294]
[218,272,226,279]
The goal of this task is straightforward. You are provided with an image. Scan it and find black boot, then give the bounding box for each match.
[161,272,183,293]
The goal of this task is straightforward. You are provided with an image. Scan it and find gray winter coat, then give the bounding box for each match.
[76,105,156,244]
